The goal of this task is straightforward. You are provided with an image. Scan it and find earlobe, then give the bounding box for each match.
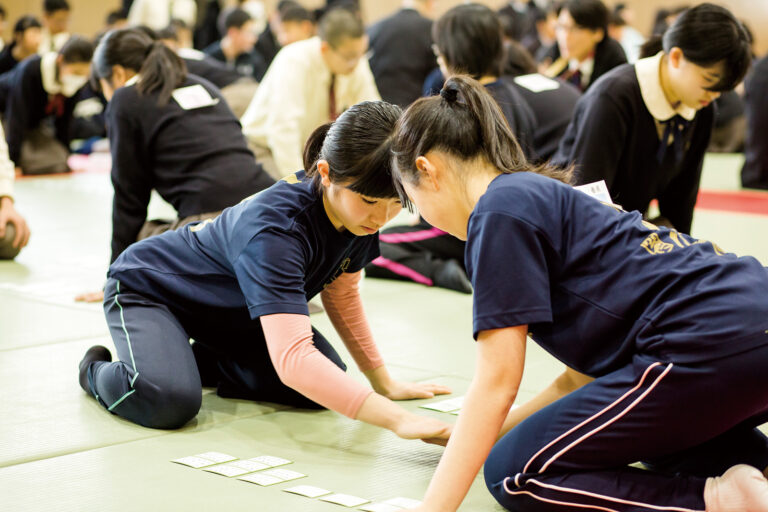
[316,159,332,187]
[415,155,440,192]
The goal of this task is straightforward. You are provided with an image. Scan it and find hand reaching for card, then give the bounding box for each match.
[380,379,452,401]
[393,412,453,443]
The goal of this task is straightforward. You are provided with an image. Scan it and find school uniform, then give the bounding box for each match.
[254,24,279,69]
[366,80,536,292]
[741,54,768,190]
[0,42,20,76]
[367,8,434,108]
[86,171,380,428]
[508,73,581,161]
[498,1,537,43]
[553,52,715,234]
[466,171,768,512]
[177,48,243,90]
[240,36,380,178]
[202,41,268,81]
[3,53,77,174]
[37,29,69,54]
[106,74,274,263]
[127,0,197,31]
[543,36,627,92]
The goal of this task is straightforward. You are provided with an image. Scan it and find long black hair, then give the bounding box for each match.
[392,75,572,196]
[302,101,403,200]
[92,27,187,105]
[640,3,751,92]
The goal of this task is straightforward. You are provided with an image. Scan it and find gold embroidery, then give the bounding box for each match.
[640,233,674,254]
[281,173,300,184]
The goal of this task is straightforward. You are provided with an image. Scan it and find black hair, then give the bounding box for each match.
[562,0,608,36]
[156,25,178,41]
[223,8,252,31]
[14,15,42,34]
[0,5,6,19]
[641,4,750,92]
[281,4,314,24]
[503,40,537,77]
[43,0,70,14]
[59,35,94,63]
[317,7,363,48]
[392,75,572,200]
[433,4,504,79]
[92,28,187,106]
[106,9,127,25]
[277,0,300,14]
[302,101,403,200]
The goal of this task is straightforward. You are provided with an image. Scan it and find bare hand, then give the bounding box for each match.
[75,290,105,303]
[379,380,452,401]
[0,197,30,249]
[394,412,453,442]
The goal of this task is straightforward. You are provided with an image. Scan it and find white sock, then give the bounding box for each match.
[704,464,768,512]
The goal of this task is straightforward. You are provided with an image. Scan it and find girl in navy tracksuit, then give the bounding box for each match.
[393,75,768,512]
[77,99,452,444]
[552,4,751,234]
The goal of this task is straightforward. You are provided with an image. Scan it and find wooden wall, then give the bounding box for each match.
[1,0,765,57]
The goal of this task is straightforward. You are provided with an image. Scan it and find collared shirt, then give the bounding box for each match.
[40,52,61,95]
[38,29,69,54]
[568,56,594,89]
[240,37,380,177]
[636,51,696,123]
[127,0,196,31]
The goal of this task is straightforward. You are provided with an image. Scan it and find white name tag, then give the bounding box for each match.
[514,73,560,93]
[172,84,220,110]
[574,180,613,204]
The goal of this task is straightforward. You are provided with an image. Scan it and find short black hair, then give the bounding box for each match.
[662,3,751,92]
[223,8,252,31]
[281,4,314,24]
[14,15,42,34]
[433,4,504,79]
[44,0,70,14]
[106,9,127,26]
[562,0,608,34]
[317,7,363,48]
[59,35,94,63]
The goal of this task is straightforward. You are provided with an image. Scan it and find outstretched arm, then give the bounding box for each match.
[321,271,451,400]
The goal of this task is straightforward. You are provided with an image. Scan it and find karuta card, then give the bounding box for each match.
[282,485,333,498]
[250,455,292,467]
[171,456,218,469]
[260,468,305,482]
[357,503,401,512]
[238,473,283,486]
[382,497,423,508]
[204,464,252,477]
[319,493,370,507]
[194,452,237,463]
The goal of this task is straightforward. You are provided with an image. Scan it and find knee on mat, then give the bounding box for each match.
[140,383,202,430]
[0,223,21,260]
[484,439,528,503]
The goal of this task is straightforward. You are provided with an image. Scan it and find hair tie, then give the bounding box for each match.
[440,86,459,104]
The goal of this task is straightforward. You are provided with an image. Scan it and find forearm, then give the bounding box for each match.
[423,375,517,511]
[498,367,593,438]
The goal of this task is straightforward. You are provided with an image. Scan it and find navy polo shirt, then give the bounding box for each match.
[466,172,768,376]
[109,171,380,318]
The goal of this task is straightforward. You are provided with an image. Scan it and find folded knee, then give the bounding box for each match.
[135,382,202,430]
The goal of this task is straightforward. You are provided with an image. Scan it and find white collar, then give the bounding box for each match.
[125,74,140,87]
[635,51,696,122]
[40,52,61,95]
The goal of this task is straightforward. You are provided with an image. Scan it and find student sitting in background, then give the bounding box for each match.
[504,40,581,161]
[0,16,42,76]
[39,0,70,54]
[255,1,315,69]
[0,124,30,260]
[127,0,196,32]
[366,3,536,294]
[542,0,627,92]
[240,7,379,179]
[204,8,267,81]
[553,4,751,234]
[4,36,93,175]
[367,0,435,108]
[741,53,768,190]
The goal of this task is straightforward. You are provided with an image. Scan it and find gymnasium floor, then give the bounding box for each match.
[1,153,767,511]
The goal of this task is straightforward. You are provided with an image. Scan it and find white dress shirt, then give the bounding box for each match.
[128,0,197,31]
[240,37,381,177]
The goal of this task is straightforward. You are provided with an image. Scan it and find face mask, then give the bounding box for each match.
[60,74,88,97]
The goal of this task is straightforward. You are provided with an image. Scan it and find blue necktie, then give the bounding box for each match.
[656,115,691,164]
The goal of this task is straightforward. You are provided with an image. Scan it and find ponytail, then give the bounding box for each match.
[136,40,187,106]
[639,35,663,59]
[303,123,332,177]
[93,28,187,106]
[392,75,572,189]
